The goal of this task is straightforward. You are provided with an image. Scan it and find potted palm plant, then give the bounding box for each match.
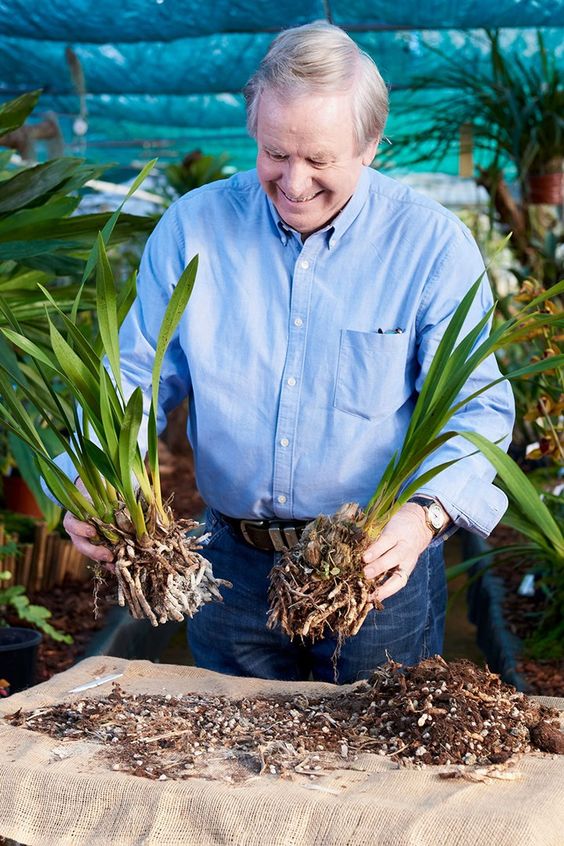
[384,30,563,273]
[387,30,563,202]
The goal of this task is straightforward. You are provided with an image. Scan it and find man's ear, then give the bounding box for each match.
[361,139,379,166]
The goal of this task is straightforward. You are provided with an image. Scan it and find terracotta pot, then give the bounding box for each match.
[2,474,42,518]
[526,170,563,205]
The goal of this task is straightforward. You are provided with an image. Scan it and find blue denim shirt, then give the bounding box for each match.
[57,167,515,536]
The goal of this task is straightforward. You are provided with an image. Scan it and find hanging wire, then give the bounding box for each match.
[322,0,333,24]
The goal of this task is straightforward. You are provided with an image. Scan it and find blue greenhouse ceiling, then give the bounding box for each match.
[0,0,563,171]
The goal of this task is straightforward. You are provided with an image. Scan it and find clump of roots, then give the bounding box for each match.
[92,499,231,627]
[268,503,387,641]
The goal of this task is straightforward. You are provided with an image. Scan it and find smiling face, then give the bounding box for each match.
[256,90,377,238]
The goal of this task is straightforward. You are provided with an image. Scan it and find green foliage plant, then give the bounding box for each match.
[162,149,232,204]
[268,273,564,642]
[0,92,159,525]
[495,278,563,462]
[384,31,563,277]
[0,570,72,643]
[387,30,563,187]
[0,235,230,627]
[0,91,155,281]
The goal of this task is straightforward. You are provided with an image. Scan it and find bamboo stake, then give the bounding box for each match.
[56,539,69,585]
[21,544,33,589]
[31,521,48,592]
[43,533,55,590]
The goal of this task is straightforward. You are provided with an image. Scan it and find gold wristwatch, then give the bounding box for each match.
[408,496,450,537]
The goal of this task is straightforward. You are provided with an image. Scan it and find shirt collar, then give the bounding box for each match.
[265,166,372,249]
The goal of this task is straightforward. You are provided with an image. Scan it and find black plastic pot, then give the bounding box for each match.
[0,626,42,694]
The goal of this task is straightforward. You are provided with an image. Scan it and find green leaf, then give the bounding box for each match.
[37,456,97,520]
[118,388,145,530]
[147,255,198,505]
[99,365,120,465]
[117,269,137,329]
[82,440,121,491]
[0,158,83,214]
[407,277,484,434]
[460,432,564,554]
[80,159,157,284]
[152,255,198,414]
[95,234,122,395]
[36,283,101,377]
[47,317,100,415]
[0,90,41,136]
[0,239,83,261]
[0,197,80,239]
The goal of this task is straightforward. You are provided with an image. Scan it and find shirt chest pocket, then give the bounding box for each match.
[333,329,413,422]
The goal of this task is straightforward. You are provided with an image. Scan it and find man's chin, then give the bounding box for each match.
[274,202,332,235]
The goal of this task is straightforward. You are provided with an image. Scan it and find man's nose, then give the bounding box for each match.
[284,161,312,199]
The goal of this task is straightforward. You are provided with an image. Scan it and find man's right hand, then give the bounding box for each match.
[63,479,115,570]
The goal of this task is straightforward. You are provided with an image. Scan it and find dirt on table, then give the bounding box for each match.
[7,656,563,783]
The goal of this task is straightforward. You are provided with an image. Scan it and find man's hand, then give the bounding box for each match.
[63,479,114,570]
[362,503,433,602]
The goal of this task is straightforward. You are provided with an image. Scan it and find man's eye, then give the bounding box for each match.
[310,160,329,168]
[268,152,286,160]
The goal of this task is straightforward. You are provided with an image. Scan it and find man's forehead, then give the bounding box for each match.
[256,92,356,153]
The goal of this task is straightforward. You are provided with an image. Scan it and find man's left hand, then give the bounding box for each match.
[362,503,434,602]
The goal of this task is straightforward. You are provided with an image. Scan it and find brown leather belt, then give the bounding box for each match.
[219,514,309,552]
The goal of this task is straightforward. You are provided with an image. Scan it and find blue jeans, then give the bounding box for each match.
[187,509,447,684]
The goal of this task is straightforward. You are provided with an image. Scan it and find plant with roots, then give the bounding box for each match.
[0,235,230,626]
[268,275,564,643]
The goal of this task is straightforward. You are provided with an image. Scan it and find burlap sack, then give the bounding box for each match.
[0,656,562,846]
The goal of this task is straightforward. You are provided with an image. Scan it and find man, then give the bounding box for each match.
[64,22,514,683]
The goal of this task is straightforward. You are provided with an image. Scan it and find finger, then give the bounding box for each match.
[370,568,410,602]
[362,533,396,565]
[63,512,97,539]
[68,533,114,564]
[363,547,403,580]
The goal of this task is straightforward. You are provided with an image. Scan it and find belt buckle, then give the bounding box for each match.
[239,519,273,549]
[239,519,301,552]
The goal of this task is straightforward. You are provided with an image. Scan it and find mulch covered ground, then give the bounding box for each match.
[487,525,564,697]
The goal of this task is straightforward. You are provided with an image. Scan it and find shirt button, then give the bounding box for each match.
[294,318,303,327]
[280,438,289,447]
[287,377,296,387]
[300,259,309,270]
[277,495,287,504]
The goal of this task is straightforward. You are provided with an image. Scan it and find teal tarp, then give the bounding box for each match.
[0,1,563,171]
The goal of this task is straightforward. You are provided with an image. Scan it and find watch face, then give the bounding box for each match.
[428,503,445,530]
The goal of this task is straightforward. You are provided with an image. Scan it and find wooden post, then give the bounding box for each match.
[459,123,474,179]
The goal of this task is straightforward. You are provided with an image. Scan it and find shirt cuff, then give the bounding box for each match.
[418,476,509,539]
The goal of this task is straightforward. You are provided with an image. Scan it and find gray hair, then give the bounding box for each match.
[243,21,389,152]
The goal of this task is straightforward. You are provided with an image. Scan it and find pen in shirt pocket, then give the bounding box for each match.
[377,327,404,334]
